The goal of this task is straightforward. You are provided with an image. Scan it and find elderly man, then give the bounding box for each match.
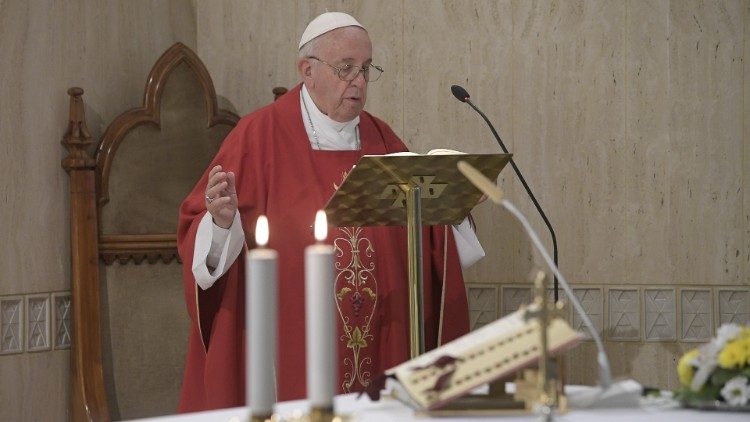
[176,12,478,412]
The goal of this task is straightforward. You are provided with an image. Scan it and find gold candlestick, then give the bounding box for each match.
[249,412,274,422]
[276,407,349,422]
[308,406,334,422]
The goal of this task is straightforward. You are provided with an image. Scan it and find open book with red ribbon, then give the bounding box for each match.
[365,305,584,411]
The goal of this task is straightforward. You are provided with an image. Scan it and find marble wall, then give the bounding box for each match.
[197,0,750,390]
[0,1,195,420]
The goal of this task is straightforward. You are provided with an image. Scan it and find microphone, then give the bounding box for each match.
[451,84,560,301]
[451,85,470,102]
[456,161,612,390]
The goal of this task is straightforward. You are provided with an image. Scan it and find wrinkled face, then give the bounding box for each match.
[298,26,372,122]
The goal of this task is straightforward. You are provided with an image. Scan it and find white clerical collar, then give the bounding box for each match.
[300,84,360,150]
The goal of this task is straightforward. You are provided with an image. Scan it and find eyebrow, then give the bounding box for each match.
[338,58,374,65]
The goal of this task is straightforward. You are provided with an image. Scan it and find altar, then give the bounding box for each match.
[133,388,749,422]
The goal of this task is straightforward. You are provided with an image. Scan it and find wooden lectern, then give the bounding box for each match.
[324,153,511,358]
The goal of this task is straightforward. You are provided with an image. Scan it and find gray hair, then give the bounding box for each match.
[298,36,321,59]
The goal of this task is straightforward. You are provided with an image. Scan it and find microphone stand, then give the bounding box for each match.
[501,199,611,390]
[459,91,560,301]
[457,161,612,391]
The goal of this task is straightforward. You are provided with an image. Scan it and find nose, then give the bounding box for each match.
[350,69,367,87]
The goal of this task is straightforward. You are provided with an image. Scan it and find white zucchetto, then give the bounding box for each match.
[298,12,365,50]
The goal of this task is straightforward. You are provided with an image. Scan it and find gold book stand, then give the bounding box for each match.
[325,153,511,358]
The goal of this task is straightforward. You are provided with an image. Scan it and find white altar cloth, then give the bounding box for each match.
[130,390,750,422]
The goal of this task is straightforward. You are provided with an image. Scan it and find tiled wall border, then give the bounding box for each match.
[644,288,677,341]
[715,288,749,326]
[466,284,750,342]
[571,287,604,339]
[466,283,499,330]
[0,296,24,355]
[26,294,51,352]
[0,291,70,356]
[52,292,72,350]
[606,287,640,341]
[501,285,532,317]
[5,285,747,354]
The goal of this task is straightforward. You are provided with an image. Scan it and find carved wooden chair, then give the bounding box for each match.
[61,42,286,421]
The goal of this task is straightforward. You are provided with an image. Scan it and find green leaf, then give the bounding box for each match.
[674,383,722,404]
[699,383,722,401]
[347,327,368,349]
[710,368,739,386]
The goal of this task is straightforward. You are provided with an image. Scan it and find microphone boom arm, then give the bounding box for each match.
[465,99,560,301]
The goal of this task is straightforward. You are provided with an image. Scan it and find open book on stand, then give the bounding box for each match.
[365,148,469,157]
[383,305,584,411]
[325,149,511,227]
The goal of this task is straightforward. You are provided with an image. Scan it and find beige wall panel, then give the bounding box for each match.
[625,0,670,284]
[668,0,744,286]
[197,0,404,129]
[402,0,514,154]
[196,0,298,115]
[402,1,524,285]
[512,0,628,284]
[0,352,70,422]
[0,0,195,293]
[566,341,695,389]
[0,1,195,421]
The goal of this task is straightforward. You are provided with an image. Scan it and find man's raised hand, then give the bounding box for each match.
[205,165,238,229]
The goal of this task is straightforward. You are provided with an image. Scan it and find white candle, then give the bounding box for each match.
[246,215,277,417]
[305,210,335,409]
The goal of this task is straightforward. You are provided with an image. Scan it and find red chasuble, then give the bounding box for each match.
[176,84,470,412]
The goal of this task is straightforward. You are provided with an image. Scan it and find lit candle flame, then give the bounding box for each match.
[314,210,328,242]
[255,215,269,247]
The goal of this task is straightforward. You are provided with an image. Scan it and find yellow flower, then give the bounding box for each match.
[718,340,746,369]
[742,337,750,365]
[678,348,700,386]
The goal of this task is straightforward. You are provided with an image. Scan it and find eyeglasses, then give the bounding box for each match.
[307,56,383,82]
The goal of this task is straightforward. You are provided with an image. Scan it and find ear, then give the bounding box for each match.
[297,58,314,84]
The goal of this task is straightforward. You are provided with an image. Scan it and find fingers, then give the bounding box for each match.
[206,166,232,201]
[205,187,237,229]
[226,171,236,193]
[206,180,228,200]
[208,165,222,180]
[206,192,235,213]
[208,195,233,208]
[207,168,226,192]
[204,166,238,227]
